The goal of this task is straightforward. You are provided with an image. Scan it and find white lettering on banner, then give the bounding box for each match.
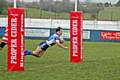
[11,18,17,26]
[11,39,17,47]
[20,14,24,67]
[21,14,24,32]
[8,8,24,71]
[20,34,24,67]
[11,18,17,37]
[10,17,17,64]
[20,49,24,67]
[72,19,78,57]
[21,35,24,47]
[11,39,17,64]
[11,30,17,37]
[73,37,78,56]
[72,20,78,35]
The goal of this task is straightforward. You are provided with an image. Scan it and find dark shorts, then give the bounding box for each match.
[39,41,49,51]
[0,42,7,48]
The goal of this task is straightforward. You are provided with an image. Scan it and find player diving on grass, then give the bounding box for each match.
[24,27,68,57]
[0,26,8,50]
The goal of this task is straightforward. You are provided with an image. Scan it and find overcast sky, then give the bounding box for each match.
[21,0,119,4]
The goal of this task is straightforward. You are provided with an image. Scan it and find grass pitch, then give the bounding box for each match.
[0,39,120,80]
[1,7,120,20]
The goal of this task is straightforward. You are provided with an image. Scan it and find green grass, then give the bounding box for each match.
[25,8,70,19]
[0,39,120,80]
[1,7,120,20]
[98,7,120,20]
[25,7,120,20]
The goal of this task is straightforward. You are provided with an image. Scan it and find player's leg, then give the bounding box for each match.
[24,41,49,57]
[32,41,49,57]
[24,46,44,57]
[37,51,45,57]
[0,47,2,50]
[0,42,2,50]
[0,42,7,50]
[32,46,45,57]
[24,43,42,56]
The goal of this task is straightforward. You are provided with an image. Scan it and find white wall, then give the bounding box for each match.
[0,18,120,31]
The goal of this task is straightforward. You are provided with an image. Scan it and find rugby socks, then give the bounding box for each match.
[24,50,32,55]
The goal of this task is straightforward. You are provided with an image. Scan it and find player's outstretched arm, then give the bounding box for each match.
[56,42,68,49]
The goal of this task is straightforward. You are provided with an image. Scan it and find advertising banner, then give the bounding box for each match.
[101,32,120,40]
[8,8,24,71]
[70,11,83,63]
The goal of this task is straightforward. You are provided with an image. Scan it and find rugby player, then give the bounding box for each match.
[0,26,8,50]
[24,27,68,57]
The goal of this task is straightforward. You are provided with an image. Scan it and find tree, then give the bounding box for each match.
[116,0,120,7]
[97,3,104,10]
[104,2,111,7]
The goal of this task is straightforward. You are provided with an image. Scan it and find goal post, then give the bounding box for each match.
[8,8,25,71]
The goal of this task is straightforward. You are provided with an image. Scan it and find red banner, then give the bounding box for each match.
[100,32,120,40]
[70,11,83,63]
[8,8,24,71]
